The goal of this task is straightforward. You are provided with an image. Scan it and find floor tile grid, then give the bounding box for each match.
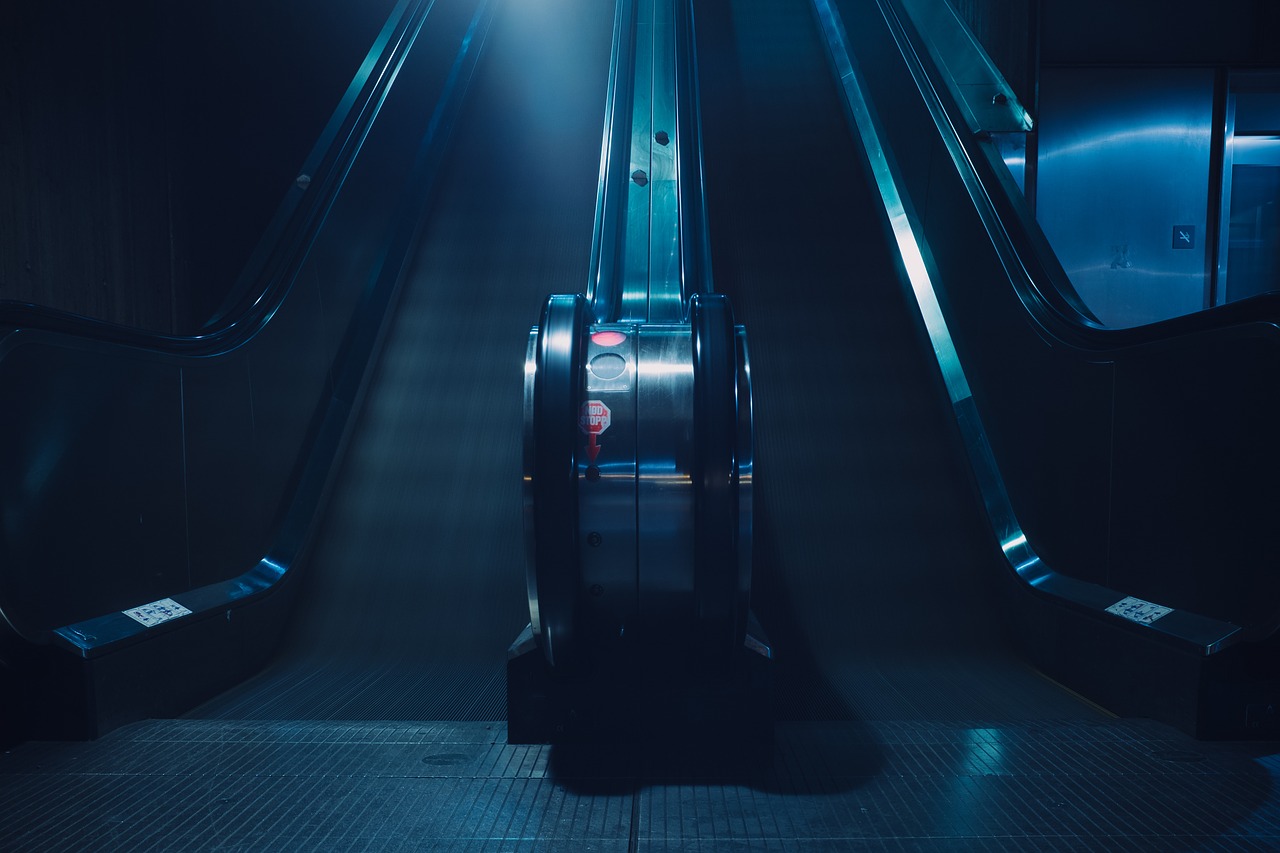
[5,720,1280,851]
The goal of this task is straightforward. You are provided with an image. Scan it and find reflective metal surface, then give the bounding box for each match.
[689,293,743,655]
[813,0,1243,659]
[522,0,754,672]
[1036,67,1215,327]
[578,326,639,649]
[634,325,695,635]
[620,0,654,323]
[605,0,687,325]
[897,0,1031,133]
[1220,74,1280,303]
[524,296,589,668]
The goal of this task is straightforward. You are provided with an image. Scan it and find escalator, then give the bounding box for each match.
[192,0,1100,730]
[819,0,1280,739]
[3,0,1278,746]
[9,1,1280,848]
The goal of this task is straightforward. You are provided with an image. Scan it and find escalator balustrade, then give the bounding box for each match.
[508,0,769,743]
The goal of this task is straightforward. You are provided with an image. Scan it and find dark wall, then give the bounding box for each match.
[0,0,397,333]
[1041,0,1280,66]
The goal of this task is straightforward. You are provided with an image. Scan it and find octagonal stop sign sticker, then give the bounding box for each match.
[578,400,611,436]
[579,400,611,464]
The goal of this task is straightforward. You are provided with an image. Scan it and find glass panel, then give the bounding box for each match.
[989,131,1027,194]
[1225,161,1280,302]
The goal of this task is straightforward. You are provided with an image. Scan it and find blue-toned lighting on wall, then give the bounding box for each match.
[1037,123,1211,163]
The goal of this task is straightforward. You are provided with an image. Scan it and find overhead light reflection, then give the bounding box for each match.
[1001,533,1027,553]
[1038,123,1210,163]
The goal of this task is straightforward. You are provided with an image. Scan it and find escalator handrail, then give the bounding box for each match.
[585,0,717,323]
[585,0,635,324]
[676,0,715,301]
[526,294,590,669]
[20,0,497,652]
[0,0,430,358]
[874,0,1280,646]
[690,292,743,657]
[869,0,1280,646]
[811,0,1246,657]
[875,0,1280,355]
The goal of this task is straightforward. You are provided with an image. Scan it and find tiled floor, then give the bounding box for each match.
[3,719,1278,851]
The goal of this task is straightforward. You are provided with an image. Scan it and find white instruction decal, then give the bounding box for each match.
[1106,596,1172,625]
[124,598,192,628]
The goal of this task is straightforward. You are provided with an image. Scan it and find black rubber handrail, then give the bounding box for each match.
[676,0,715,303]
[528,294,590,670]
[876,0,1280,356]
[690,292,743,662]
[24,0,497,652]
[584,0,636,323]
[815,0,1258,655]
[0,0,432,358]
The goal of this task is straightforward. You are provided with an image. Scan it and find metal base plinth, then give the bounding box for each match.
[506,616,773,745]
[1,568,303,746]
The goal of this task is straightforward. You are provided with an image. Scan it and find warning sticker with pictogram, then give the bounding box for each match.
[1105,596,1172,625]
[123,597,193,628]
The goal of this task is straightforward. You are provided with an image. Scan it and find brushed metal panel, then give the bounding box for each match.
[1037,67,1214,327]
[577,326,639,641]
[621,12,654,324]
[635,326,695,633]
